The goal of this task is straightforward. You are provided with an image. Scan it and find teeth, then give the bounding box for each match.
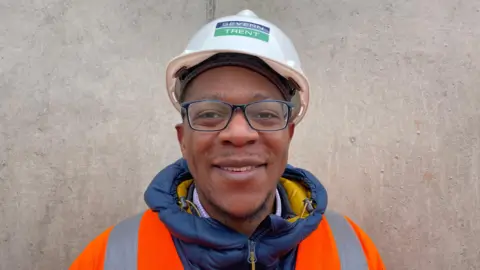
[220,166,254,172]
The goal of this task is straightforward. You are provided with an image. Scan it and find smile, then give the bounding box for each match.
[212,163,266,182]
[218,166,261,172]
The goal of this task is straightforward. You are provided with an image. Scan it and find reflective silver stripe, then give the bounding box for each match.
[104,213,143,270]
[325,210,369,270]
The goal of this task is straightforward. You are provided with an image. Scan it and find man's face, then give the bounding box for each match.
[176,66,295,220]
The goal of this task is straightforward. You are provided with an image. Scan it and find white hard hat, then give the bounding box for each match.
[165,9,310,125]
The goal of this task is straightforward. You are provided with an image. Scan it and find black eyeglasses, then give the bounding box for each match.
[181,100,294,132]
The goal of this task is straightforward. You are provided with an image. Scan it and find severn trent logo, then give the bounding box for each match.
[214,21,270,42]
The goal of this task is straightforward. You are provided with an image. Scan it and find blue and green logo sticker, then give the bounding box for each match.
[214,21,270,42]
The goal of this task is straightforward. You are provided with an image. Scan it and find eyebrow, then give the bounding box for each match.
[194,93,222,100]
[252,93,272,100]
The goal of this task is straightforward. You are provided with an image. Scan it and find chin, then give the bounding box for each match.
[217,197,268,220]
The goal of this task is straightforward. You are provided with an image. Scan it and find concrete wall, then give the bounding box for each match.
[1,0,479,269]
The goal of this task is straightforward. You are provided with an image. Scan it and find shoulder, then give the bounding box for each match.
[342,214,386,270]
[297,210,386,269]
[68,210,159,270]
[68,226,114,270]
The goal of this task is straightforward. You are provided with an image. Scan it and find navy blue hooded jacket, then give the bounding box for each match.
[144,158,328,269]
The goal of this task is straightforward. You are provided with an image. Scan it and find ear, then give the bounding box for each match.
[175,123,187,156]
[287,123,295,140]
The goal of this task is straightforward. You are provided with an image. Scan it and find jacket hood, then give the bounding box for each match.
[144,158,328,269]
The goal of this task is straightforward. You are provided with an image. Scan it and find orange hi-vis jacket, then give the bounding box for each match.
[70,209,385,270]
[70,159,385,269]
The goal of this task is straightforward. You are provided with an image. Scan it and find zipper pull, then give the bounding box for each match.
[247,240,257,270]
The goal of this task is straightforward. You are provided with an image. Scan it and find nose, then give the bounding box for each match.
[218,110,259,146]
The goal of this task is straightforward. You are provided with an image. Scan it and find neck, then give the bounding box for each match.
[195,190,277,236]
[219,205,272,236]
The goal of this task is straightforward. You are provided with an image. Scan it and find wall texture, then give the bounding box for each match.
[1,0,479,269]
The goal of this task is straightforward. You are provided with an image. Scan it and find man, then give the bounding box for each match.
[70,10,385,270]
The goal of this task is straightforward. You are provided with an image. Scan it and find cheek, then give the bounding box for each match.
[262,132,291,160]
[183,132,217,171]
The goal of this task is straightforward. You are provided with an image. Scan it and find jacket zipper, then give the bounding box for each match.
[247,240,257,270]
[246,224,269,269]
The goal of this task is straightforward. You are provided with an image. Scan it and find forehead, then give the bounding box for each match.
[184,66,285,103]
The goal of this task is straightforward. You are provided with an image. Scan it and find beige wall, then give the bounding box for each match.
[1,0,479,269]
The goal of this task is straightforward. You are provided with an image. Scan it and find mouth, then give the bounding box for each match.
[214,165,266,173]
[212,159,267,180]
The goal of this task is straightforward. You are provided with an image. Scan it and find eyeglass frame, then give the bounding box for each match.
[180,99,295,132]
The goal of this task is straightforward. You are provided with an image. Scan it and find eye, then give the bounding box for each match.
[255,111,280,119]
[196,111,225,119]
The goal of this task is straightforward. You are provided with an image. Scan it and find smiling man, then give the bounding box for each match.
[70,10,385,270]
